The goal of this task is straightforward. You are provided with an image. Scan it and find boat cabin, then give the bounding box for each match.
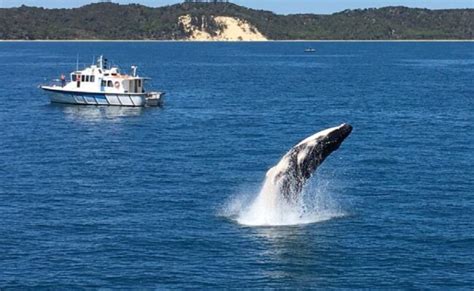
[64,56,149,94]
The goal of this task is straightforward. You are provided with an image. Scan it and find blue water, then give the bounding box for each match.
[0,42,473,288]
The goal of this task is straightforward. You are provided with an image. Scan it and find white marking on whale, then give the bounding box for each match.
[267,123,353,202]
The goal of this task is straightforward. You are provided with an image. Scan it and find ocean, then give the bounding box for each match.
[0,41,472,288]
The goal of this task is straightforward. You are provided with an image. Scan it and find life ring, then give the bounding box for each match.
[114,81,120,89]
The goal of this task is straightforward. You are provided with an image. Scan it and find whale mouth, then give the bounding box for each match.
[327,123,353,145]
[339,123,353,138]
[324,124,352,148]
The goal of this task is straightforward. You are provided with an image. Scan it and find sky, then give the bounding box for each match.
[0,0,473,14]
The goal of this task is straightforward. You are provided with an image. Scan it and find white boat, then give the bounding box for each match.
[40,56,165,107]
[304,48,316,53]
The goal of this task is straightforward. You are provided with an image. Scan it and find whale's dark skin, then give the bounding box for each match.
[265,124,353,202]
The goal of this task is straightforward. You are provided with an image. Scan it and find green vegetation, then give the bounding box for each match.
[0,2,472,40]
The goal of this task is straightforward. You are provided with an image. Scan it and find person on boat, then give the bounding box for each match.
[60,74,66,87]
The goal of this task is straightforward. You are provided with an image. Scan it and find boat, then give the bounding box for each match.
[40,56,165,107]
[304,48,316,53]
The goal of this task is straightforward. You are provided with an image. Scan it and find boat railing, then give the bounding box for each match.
[45,78,67,88]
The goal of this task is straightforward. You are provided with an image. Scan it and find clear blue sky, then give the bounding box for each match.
[0,0,473,14]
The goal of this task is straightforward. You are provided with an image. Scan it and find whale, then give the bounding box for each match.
[265,123,353,202]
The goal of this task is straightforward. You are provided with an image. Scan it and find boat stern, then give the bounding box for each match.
[145,92,165,107]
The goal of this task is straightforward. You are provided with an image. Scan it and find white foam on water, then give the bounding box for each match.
[221,174,346,227]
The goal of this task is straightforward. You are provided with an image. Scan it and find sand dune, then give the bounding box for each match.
[178,15,267,41]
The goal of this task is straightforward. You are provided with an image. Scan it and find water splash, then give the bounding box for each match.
[222,173,346,226]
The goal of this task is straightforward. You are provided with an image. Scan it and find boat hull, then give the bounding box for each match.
[42,88,164,107]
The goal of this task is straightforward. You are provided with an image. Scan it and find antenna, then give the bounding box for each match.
[76,54,79,71]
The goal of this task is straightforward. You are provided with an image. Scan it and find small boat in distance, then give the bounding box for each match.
[40,56,164,107]
[304,48,316,53]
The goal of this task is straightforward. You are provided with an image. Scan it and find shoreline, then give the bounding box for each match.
[0,39,473,42]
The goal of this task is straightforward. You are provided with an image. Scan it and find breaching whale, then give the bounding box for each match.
[265,123,353,202]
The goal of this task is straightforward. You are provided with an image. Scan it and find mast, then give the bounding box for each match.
[98,55,103,69]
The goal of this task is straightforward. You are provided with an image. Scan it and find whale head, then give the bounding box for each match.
[266,123,353,202]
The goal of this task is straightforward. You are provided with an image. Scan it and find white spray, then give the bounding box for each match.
[225,169,344,226]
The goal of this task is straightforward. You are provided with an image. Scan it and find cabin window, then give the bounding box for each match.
[137,79,141,87]
[90,76,95,82]
[101,80,106,87]
[81,75,85,82]
[107,80,113,87]
[86,76,89,82]
[72,75,76,81]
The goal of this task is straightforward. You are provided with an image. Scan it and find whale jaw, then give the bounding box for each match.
[266,123,353,202]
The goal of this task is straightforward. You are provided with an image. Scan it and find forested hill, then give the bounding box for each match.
[1,2,473,40]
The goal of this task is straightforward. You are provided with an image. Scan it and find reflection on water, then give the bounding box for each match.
[250,226,326,285]
[252,225,315,254]
[399,59,474,67]
[55,104,145,122]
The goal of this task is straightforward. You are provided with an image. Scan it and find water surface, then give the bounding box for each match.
[0,41,473,288]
